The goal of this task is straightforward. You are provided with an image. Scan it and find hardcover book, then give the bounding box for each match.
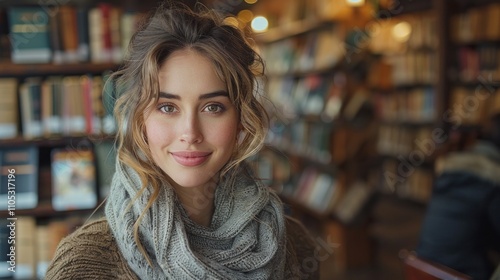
[8,7,51,63]
[0,78,18,139]
[51,148,97,211]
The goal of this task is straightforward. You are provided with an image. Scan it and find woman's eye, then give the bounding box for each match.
[204,104,224,113]
[159,104,177,113]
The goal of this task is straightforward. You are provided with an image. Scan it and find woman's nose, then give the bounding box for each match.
[179,114,203,144]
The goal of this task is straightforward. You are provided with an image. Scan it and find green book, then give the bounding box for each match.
[8,7,51,63]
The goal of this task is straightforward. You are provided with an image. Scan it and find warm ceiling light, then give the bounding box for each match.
[251,16,268,33]
[237,9,253,23]
[346,0,365,6]
[245,0,258,4]
[392,21,412,42]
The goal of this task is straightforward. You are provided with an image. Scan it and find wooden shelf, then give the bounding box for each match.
[451,0,500,11]
[254,18,336,44]
[379,119,436,127]
[0,134,115,147]
[451,80,500,87]
[265,61,344,78]
[0,61,120,77]
[280,194,332,220]
[265,141,335,171]
[378,0,433,17]
[0,201,104,218]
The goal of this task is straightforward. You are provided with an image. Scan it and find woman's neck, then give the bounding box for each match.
[173,181,217,227]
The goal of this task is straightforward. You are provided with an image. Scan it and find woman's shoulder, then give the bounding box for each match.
[45,217,138,280]
[52,217,115,252]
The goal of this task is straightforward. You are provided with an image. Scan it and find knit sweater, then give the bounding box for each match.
[45,216,319,279]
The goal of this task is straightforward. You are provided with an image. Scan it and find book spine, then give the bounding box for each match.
[0,79,18,139]
[7,7,52,63]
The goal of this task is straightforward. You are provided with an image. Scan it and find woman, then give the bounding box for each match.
[46,3,318,279]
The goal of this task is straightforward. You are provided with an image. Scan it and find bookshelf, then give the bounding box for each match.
[364,1,441,277]
[448,0,500,131]
[0,1,163,279]
[0,62,119,77]
[251,0,378,276]
[250,0,500,278]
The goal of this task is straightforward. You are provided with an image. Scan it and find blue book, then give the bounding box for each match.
[8,7,52,63]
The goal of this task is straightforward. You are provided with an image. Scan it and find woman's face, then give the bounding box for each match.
[144,49,239,189]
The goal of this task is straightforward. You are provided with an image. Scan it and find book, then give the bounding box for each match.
[334,181,373,224]
[7,7,52,63]
[51,148,97,211]
[35,225,51,279]
[58,5,79,63]
[0,78,18,139]
[76,7,90,62]
[61,76,86,134]
[94,140,116,198]
[0,146,38,210]
[14,216,36,279]
[19,78,43,139]
[48,7,63,64]
[0,220,11,279]
[41,76,63,136]
[0,9,11,61]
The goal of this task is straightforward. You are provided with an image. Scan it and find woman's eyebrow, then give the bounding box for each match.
[159,92,180,100]
[199,90,229,100]
[158,91,228,100]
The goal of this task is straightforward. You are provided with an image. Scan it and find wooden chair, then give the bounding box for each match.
[399,249,472,280]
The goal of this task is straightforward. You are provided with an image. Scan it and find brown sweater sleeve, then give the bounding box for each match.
[45,218,137,280]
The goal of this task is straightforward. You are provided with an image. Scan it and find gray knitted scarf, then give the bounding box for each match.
[105,162,287,279]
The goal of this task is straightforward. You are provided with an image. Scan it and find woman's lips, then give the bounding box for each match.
[170,151,212,167]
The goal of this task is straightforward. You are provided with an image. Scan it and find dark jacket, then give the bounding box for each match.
[417,141,500,280]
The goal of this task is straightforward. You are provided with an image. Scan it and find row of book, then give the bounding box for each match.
[0,142,116,211]
[372,87,435,123]
[267,118,333,164]
[260,26,345,75]
[281,167,339,213]
[449,87,500,126]
[369,14,437,55]
[378,159,434,203]
[0,74,116,140]
[388,51,437,86]
[377,124,435,157]
[451,3,500,43]
[453,46,500,83]
[404,14,438,51]
[266,74,345,120]
[5,4,143,64]
[253,142,374,224]
[0,216,87,279]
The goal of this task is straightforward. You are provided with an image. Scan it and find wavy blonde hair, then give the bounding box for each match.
[109,2,268,264]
